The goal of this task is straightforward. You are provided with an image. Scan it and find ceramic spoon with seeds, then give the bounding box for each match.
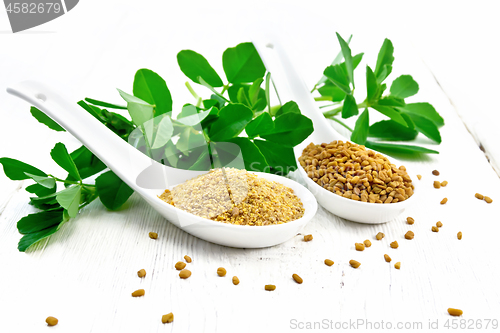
[7,80,317,248]
[252,33,420,223]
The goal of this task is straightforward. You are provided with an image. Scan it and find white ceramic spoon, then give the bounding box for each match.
[7,80,317,248]
[252,34,420,223]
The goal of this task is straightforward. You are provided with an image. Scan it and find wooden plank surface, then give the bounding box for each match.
[1,1,499,332]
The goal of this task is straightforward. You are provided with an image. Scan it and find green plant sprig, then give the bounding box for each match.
[312,33,444,155]
[1,42,314,252]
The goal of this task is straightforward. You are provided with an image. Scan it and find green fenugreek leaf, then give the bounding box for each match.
[177,50,224,87]
[350,108,369,145]
[133,68,173,115]
[50,143,81,181]
[30,107,65,132]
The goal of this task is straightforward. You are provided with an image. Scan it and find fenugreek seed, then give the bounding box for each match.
[394,262,401,269]
[232,276,240,285]
[405,231,414,240]
[436,221,443,228]
[292,274,303,284]
[304,234,313,242]
[132,289,145,297]
[376,232,385,240]
[149,232,158,239]
[265,284,276,291]
[384,254,392,262]
[299,141,413,203]
[390,241,399,249]
[162,313,174,324]
[184,255,192,263]
[349,260,361,268]
[431,226,439,232]
[46,316,58,326]
[217,267,227,277]
[179,269,191,279]
[485,196,493,203]
[447,308,463,316]
[475,193,484,200]
[137,269,146,278]
[441,181,448,187]
[457,231,462,240]
[407,217,415,225]
[440,197,448,205]
[363,239,372,248]
[324,259,334,266]
[432,170,440,176]
[355,243,365,251]
[433,181,441,189]
[417,174,422,180]
[175,262,186,270]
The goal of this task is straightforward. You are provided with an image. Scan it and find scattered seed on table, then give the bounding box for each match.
[324,259,334,266]
[405,231,414,240]
[232,276,240,285]
[175,262,186,270]
[441,181,448,187]
[433,181,441,189]
[485,196,493,203]
[355,243,365,251]
[304,234,313,242]
[184,255,192,263]
[349,260,361,268]
[384,254,392,262]
[390,241,399,249]
[292,274,303,284]
[447,308,463,316]
[162,313,174,324]
[217,267,227,277]
[417,174,422,180]
[132,289,145,297]
[394,262,401,269]
[432,226,439,232]
[265,284,276,291]
[407,217,415,225]
[440,198,448,205]
[475,193,484,200]
[457,231,462,240]
[432,170,440,176]
[137,269,146,278]
[179,269,191,279]
[376,232,385,240]
[46,316,58,326]
[363,239,372,248]
[149,232,158,239]
[436,221,443,228]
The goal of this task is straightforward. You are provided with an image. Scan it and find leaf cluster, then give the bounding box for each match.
[1,42,314,251]
[315,33,444,155]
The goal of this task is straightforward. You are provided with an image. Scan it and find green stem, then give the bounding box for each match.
[314,96,332,102]
[310,84,318,93]
[221,84,229,95]
[329,117,353,132]
[49,175,81,185]
[323,102,367,118]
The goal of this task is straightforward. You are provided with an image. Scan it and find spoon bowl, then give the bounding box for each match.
[7,80,317,248]
[252,33,419,223]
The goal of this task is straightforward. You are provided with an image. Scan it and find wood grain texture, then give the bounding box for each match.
[1,2,500,333]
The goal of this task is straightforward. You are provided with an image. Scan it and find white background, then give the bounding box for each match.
[1,1,499,332]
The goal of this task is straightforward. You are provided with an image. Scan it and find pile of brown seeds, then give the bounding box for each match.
[299,140,414,203]
[159,168,304,226]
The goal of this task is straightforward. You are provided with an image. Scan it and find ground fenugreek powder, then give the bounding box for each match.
[298,141,414,203]
[159,168,304,226]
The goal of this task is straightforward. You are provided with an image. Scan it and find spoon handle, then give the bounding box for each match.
[252,32,347,144]
[7,80,154,191]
